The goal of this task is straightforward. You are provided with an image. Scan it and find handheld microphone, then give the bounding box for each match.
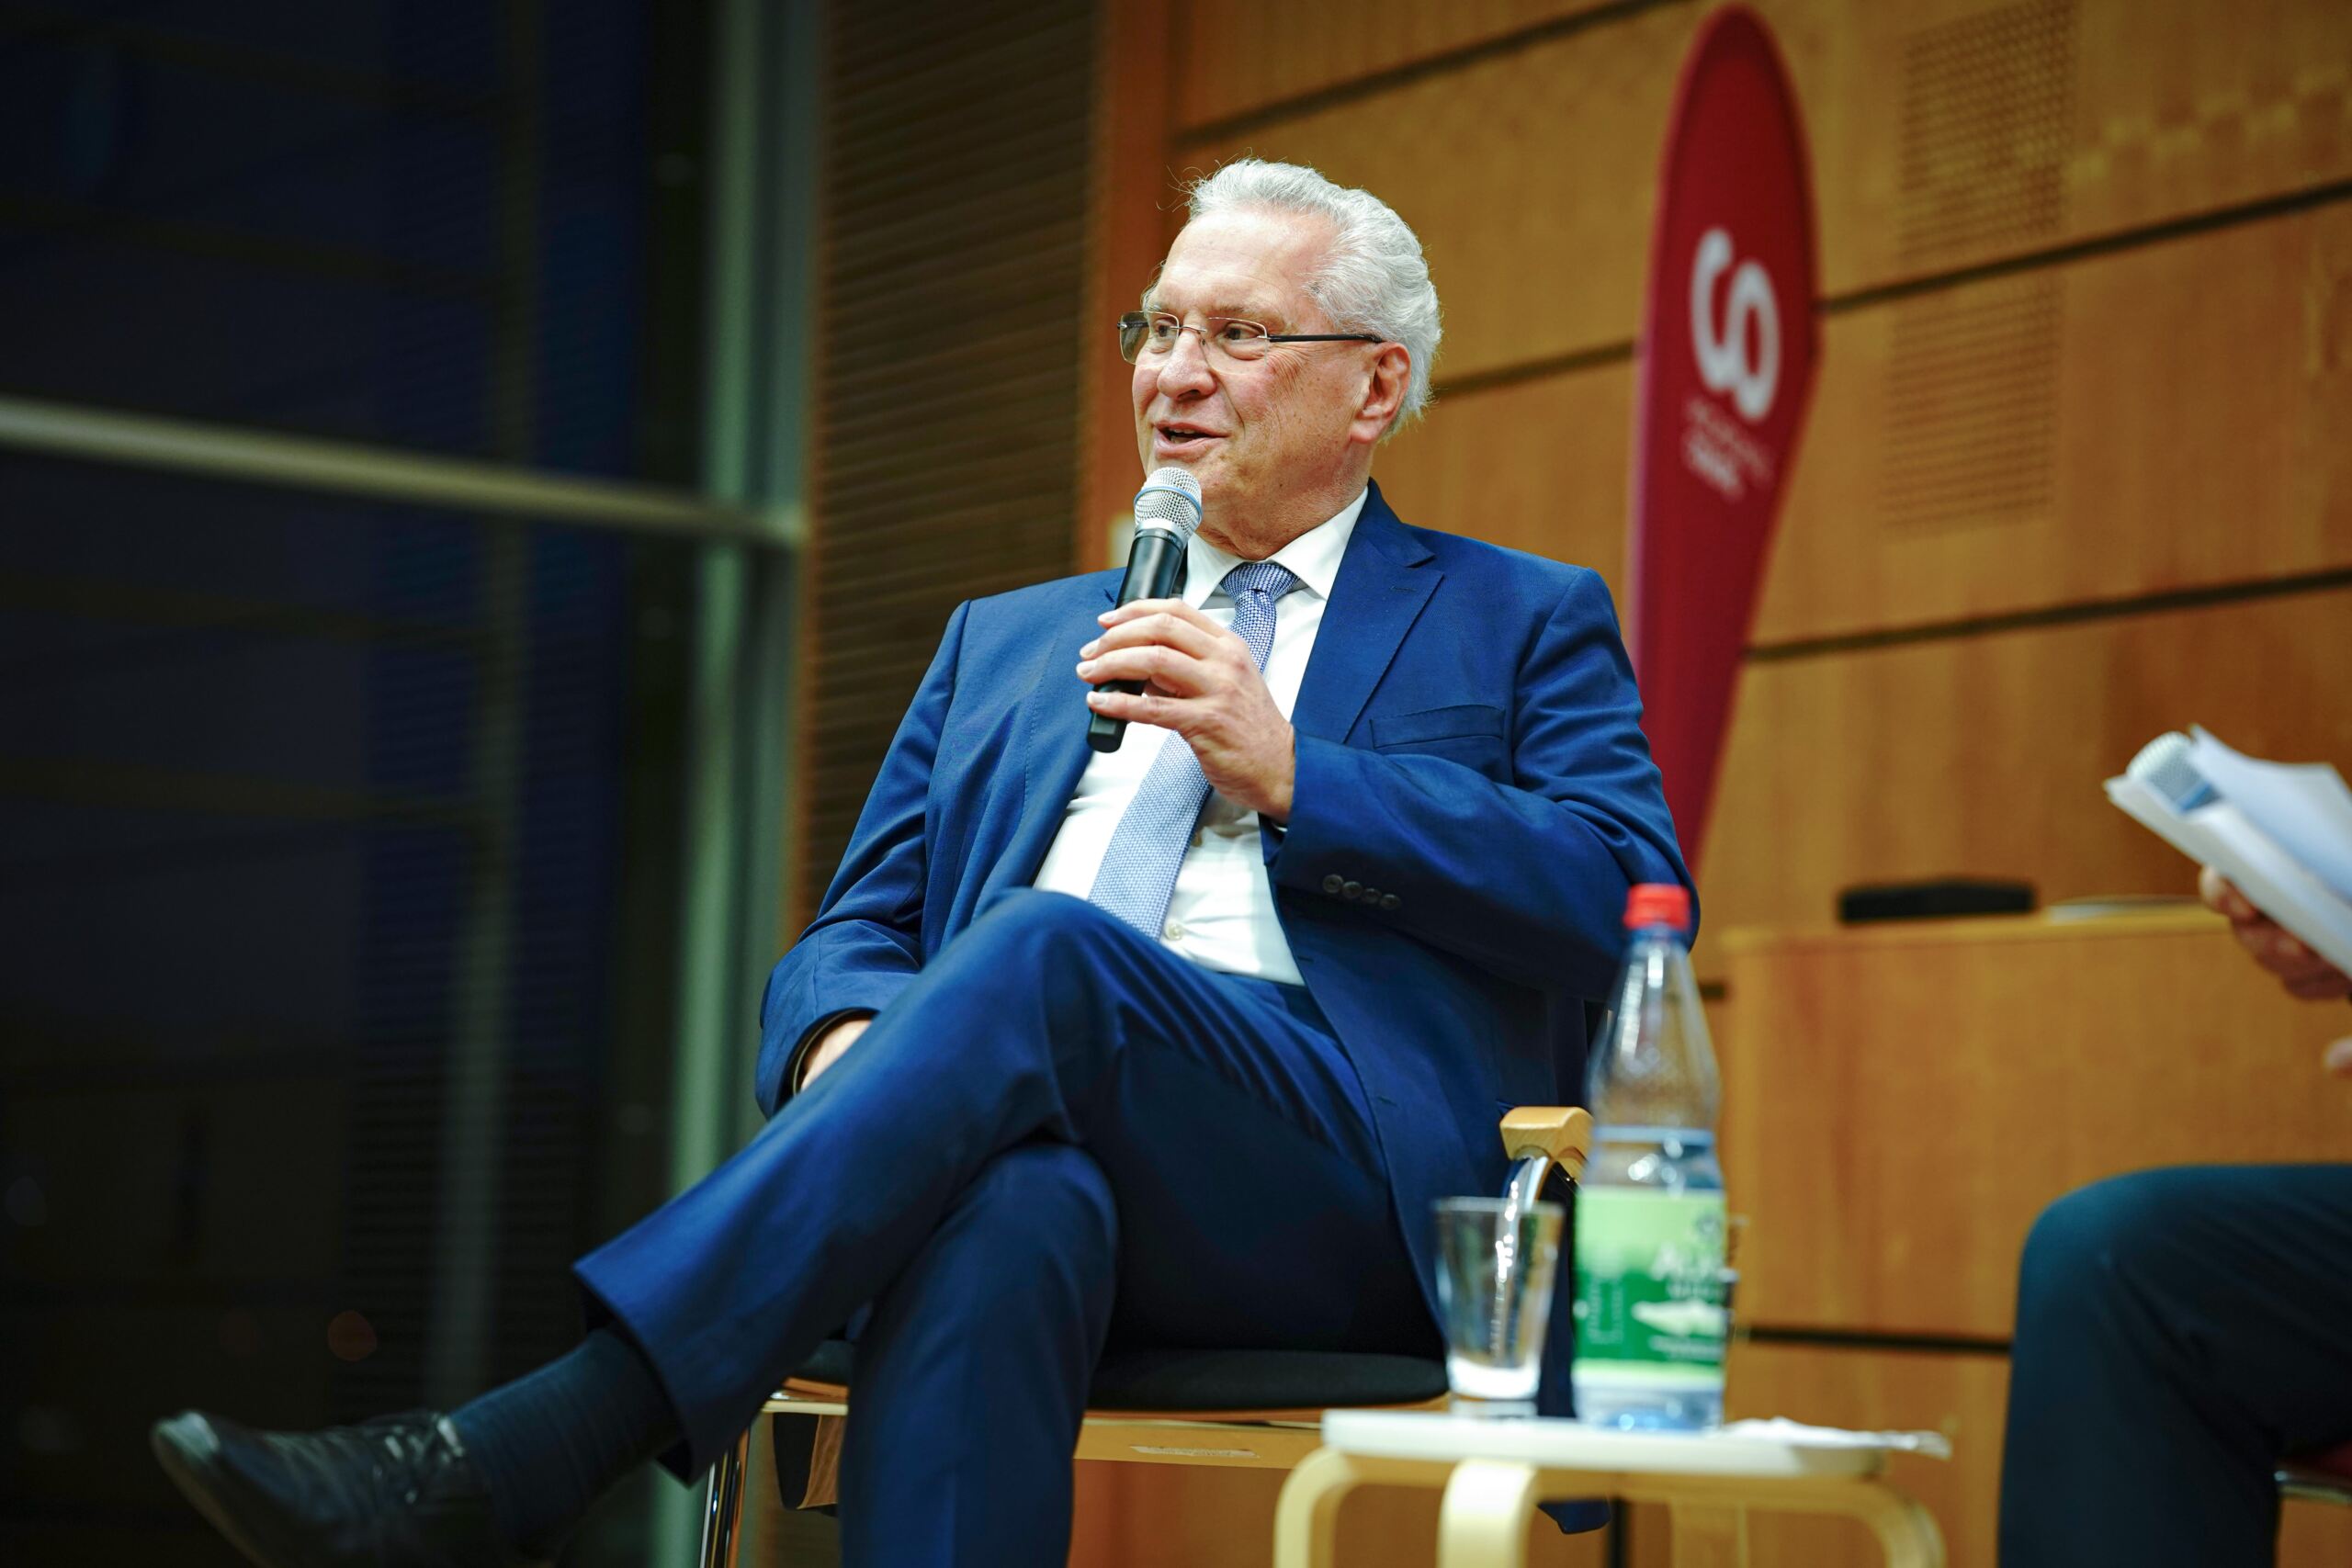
[1087,466,1204,752]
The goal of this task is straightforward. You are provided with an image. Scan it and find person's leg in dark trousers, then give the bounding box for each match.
[1998,1164,2352,1568]
[582,890,1437,1565]
[835,1141,1119,1565]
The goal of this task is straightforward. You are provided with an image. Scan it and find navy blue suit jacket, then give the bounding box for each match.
[758,480,1691,1385]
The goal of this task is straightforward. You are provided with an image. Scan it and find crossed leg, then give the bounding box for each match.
[578,892,1437,1561]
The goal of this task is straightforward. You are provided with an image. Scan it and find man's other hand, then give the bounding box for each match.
[1079,597,1296,821]
[800,1016,871,1090]
[2199,866,2352,1073]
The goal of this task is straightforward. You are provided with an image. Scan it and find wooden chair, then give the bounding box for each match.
[695,1106,1595,1566]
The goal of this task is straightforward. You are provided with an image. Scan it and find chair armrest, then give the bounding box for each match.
[1499,1106,1592,1184]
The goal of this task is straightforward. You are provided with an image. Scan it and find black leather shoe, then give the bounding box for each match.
[151,1409,549,1568]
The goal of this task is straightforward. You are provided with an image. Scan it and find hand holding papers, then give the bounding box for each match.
[2199,867,2352,1010]
[2107,729,2352,980]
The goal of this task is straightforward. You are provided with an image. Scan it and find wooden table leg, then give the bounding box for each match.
[1844,1481,1946,1568]
[1281,1452,1943,1568]
[1437,1459,1543,1568]
[1274,1447,1374,1568]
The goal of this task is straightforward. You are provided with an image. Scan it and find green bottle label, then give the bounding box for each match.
[1572,1188,1727,1388]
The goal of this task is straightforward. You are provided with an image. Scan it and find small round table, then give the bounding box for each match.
[1272,1411,1945,1568]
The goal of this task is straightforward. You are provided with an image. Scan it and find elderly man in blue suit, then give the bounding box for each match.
[153,159,1690,1568]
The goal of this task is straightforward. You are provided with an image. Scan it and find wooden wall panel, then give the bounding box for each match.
[1699,586,2352,976]
[1719,911,2352,1335]
[1371,198,2352,643]
[1178,2,1692,380]
[1966,0,2352,274]
[1172,0,2352,387]
[1078,0,1177,570]
[1758,202,2352,640]
[1755,0,2352,290]
[1374,363,1634,589]
[1725,1342,2007,1568]
[1170,0,1623,134]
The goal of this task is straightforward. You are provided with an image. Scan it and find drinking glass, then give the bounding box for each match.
[1433,1196,1565,1415]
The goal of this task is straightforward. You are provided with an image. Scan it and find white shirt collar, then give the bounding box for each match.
[1181,488,1367,608]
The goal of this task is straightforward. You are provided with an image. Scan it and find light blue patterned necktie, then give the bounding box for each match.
[1088,558,1302,938]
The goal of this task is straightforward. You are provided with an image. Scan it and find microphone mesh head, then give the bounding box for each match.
[1133,466,1203,541]
[2126,731,2217,811]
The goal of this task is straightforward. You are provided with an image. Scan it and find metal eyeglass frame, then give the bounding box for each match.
[1117,310,1384,364]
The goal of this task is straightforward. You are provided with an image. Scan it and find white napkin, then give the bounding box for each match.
[1720,1417,1952,1460]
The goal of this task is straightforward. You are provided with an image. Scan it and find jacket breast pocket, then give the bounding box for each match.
[1368,704,1509,776]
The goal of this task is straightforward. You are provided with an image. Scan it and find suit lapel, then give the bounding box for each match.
[978,583,1114,905]
[1292,483,1440,746]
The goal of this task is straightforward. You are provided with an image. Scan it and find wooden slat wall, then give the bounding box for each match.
[1063,0,2352,1561]
[797,0,1096,926]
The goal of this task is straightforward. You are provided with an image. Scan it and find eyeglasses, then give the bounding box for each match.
[1117,310,1383,365]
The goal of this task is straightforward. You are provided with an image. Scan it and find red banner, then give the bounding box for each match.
[1626,6,1819,872]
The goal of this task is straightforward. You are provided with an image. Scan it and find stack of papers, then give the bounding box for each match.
[2106,728,2352,977]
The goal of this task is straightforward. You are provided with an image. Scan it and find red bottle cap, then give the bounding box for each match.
[1623,883,1691,931]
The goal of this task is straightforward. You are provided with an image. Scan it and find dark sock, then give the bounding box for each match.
[449,1325,682,1554]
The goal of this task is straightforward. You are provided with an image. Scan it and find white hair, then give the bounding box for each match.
[1181,158,1442,435]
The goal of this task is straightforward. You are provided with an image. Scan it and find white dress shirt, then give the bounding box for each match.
[1031,490,1367,987]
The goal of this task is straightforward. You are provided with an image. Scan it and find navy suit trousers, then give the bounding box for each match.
[574,891,1436,1566]
[1998,1164,2352,1567]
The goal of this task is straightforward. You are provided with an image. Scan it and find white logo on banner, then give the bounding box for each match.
[1689,228,1779,423]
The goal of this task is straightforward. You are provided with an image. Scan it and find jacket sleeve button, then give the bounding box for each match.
[1342,881,1363,900]
[1322,874,1344,895]
[1379,893,1401,911]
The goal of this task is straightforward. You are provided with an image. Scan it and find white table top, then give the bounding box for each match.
[1319,1411,1890,1478]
